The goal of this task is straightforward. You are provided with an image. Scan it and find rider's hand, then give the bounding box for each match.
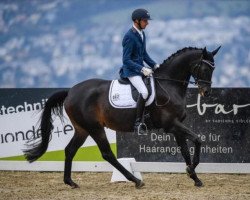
[154,64,160,70]
[141,67,153,76]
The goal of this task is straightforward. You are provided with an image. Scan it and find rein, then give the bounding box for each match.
[154,76,196,85]
[153,77,195,107]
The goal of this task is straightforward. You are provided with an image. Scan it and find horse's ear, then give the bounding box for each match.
[212,46,221,56]
[202,47,208,58]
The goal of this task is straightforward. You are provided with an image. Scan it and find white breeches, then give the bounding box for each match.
[128,76,148,100]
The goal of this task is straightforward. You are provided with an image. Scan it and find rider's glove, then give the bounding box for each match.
[154,64,160,70]
[141,67,153,76]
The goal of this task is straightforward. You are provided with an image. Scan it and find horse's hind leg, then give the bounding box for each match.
[172,120,203,187]
[64,128,88,188]
[90,128,145,189]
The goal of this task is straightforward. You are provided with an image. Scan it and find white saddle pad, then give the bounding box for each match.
[109,76,155,109]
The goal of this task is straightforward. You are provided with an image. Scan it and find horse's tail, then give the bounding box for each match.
[23,90,68,163]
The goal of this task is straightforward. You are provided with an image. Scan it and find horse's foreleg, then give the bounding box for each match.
[174,134,202,186]
[173,120,203,187]
[173,134,191,166]
[64,130,88,188]
[91,128,145,189]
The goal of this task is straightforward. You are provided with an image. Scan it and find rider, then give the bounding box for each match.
[119,8,160,133]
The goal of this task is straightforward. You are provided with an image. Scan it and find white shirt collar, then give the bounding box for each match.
[133,24,144,39]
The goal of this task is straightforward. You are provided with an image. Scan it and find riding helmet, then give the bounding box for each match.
[131,9,152,21]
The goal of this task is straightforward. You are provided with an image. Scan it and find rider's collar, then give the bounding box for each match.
[133,24,144,38]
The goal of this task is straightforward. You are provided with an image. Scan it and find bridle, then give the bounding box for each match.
[153,58,215,106]
[191,59,215,86]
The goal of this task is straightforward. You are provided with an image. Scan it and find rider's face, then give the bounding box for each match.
[135,19,149,30]
[140,19,148,29]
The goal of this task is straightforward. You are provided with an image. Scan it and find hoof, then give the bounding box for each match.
[135,180,145,189]
[71,183,80,189]
[194,180,203,187]
[64,180,80,189]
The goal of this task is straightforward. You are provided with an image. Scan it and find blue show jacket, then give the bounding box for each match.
[119,27,156,78]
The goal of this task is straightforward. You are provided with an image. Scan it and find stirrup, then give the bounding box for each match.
[135,122,148,135]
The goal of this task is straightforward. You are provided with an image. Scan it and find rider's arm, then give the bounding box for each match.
[143,37,156,68]
[143,49,156,69]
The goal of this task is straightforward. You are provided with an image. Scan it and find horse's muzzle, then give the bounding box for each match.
[199,86,211,97]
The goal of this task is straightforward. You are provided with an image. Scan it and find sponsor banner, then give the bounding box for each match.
[0,89,116,161]
[117,88,250,163]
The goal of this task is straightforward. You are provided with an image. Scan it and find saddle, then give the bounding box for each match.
[109,76,155,109]
[118,77,152,101]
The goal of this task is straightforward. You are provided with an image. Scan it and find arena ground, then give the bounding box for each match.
[0,171,249,200]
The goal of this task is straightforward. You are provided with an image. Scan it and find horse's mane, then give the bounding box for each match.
[163,47,202,64]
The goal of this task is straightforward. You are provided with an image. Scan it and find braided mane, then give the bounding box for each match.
[163,47,202,64]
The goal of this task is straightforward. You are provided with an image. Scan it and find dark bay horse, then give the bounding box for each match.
[24,46,220,189]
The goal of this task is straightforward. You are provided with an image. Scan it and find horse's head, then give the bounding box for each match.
[191,46,221,97]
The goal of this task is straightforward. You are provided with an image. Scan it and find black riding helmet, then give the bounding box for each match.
[131,8,152,21]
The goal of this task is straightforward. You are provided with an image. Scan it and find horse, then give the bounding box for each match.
[24,46,221,189]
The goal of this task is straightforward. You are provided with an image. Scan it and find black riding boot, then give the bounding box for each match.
[134,94,147,135]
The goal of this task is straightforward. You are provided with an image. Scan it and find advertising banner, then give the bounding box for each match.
[1,88,249,173]
[117,88,250,164]
[0,89,116,162]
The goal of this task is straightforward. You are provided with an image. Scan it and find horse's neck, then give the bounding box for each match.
[155,50,201,97]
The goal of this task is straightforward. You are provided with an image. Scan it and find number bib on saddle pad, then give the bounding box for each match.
[108,76,155,109]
